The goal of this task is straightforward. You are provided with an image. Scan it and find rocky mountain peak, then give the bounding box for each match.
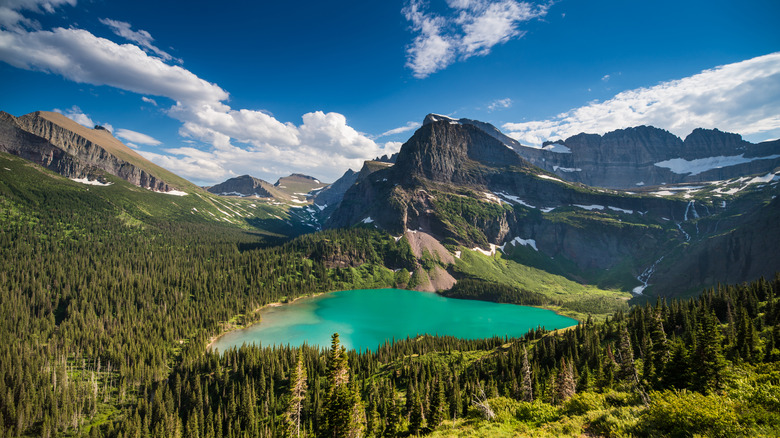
[682,128,749,159]
[207,174,276,198]
[393,118,527,184]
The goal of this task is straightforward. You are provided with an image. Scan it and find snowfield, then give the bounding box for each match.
[654,154,780,176]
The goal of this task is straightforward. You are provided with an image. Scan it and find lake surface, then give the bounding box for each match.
[210,288,577,352]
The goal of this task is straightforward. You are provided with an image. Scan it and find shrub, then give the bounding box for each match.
[515,400,560,425]
[564,392,606,415]
[639,390,745,437]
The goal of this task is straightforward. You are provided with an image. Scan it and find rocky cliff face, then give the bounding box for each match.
[1,111,179,191]
[326,115,780,297]
[206,175,277,198]
[511,126,780,188]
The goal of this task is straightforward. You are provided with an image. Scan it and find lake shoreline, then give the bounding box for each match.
[206,292,326,351]
[206,288,580,353]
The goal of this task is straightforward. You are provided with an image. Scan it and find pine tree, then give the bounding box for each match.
[649,311,670,386]
[520,347,533,402]
[321,333,362,438]
[429,376,445,429]
[554,357,576,404]
[409,387,424,435]
[691,310,728,394]
[284,351,307,438]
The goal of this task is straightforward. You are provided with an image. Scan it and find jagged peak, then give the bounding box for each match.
[423,113,461,125]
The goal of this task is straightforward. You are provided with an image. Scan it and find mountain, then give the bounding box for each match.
[513,126,780,189]
[426,115,780,189]
[274,173,327,196]
[0,110,331,237]
[327,115,780,297]
[206,174,285,199]
[310,168,359,220]
[0,110,197,192]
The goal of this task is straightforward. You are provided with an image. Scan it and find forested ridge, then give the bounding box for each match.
[1,154,780,437]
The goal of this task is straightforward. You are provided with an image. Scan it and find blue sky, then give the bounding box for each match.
[1,0,779,184]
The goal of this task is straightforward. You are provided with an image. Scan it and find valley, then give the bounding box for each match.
[0,109,778,437]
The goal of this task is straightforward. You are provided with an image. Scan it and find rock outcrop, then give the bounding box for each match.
[206,175,279,198]
[510,126,780,188]
[326,114,780,297]
[0,111,184,192]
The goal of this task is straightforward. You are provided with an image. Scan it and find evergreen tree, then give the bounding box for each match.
[429,376,445,429]
[691,310,728,394]
[554,357,576,404]
[284,351,308,438]
[520,347,533,402]
[321,334,362,438]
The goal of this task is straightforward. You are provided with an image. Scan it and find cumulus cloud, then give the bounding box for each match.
[487,97,512,111]
[0,27,229,106]
[403,0,548,78]
[169,109,401,182]
[99,18,179,63]
[0,6,393,183]
[141,96,157,106]
[503,53,780,145]
[0,0,75,29]
[54,105,94,128]
[115,128,161,146]
[377,121,422,138]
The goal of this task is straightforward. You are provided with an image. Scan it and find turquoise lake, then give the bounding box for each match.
[210,288,577,352]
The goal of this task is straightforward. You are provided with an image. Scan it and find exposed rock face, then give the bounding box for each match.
[0,111,178,191]
[326,114,780,296]
[314,169,358,207]
[511,126,780,188]
[393,120,527,185]
[206,175,276,197]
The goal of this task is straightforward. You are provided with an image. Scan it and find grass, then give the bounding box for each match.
[453,249,631,320]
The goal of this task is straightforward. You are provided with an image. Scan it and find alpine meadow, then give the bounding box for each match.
[1,0,780,437]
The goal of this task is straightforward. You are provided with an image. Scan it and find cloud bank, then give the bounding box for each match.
[403,0,548,78]
[0,2,400,183]
[503,53,780,145]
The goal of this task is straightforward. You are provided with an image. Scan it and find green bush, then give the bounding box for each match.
[515,400,560,425]
[587,406,642,438]
[564,392,607,415]
[604,390,641,407]
[639,390,745,437]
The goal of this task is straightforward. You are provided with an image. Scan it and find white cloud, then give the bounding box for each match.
[503,53,780,145]
[487,97,512,111]
[170,109,402,182]
[99,18,179,63]
[601,74,610,82]
[403,0,548,78]
[115,128,161,146]
[0,0,75,29]
[54,105,94,128]
[377,121,422,138]
[0,6,402,183]
[0,27,229,106]
[142,96,157,106]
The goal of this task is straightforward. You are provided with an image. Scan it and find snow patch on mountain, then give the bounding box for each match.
[71,177,112,186]
[553,166,582,172]
[541,143,572,153]
[507,237,538,251]
[654,154,780,176]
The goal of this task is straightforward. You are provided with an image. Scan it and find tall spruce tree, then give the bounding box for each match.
[520,347,533,402]
[321,334,362,438]
[284,351,307,438]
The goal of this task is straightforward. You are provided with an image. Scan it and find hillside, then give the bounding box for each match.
[327,116,780,297]
[1,110,199,192]
[433,114,780,189]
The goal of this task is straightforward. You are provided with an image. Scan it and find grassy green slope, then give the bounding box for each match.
[0,151,313,238]
[450,249,631,320]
